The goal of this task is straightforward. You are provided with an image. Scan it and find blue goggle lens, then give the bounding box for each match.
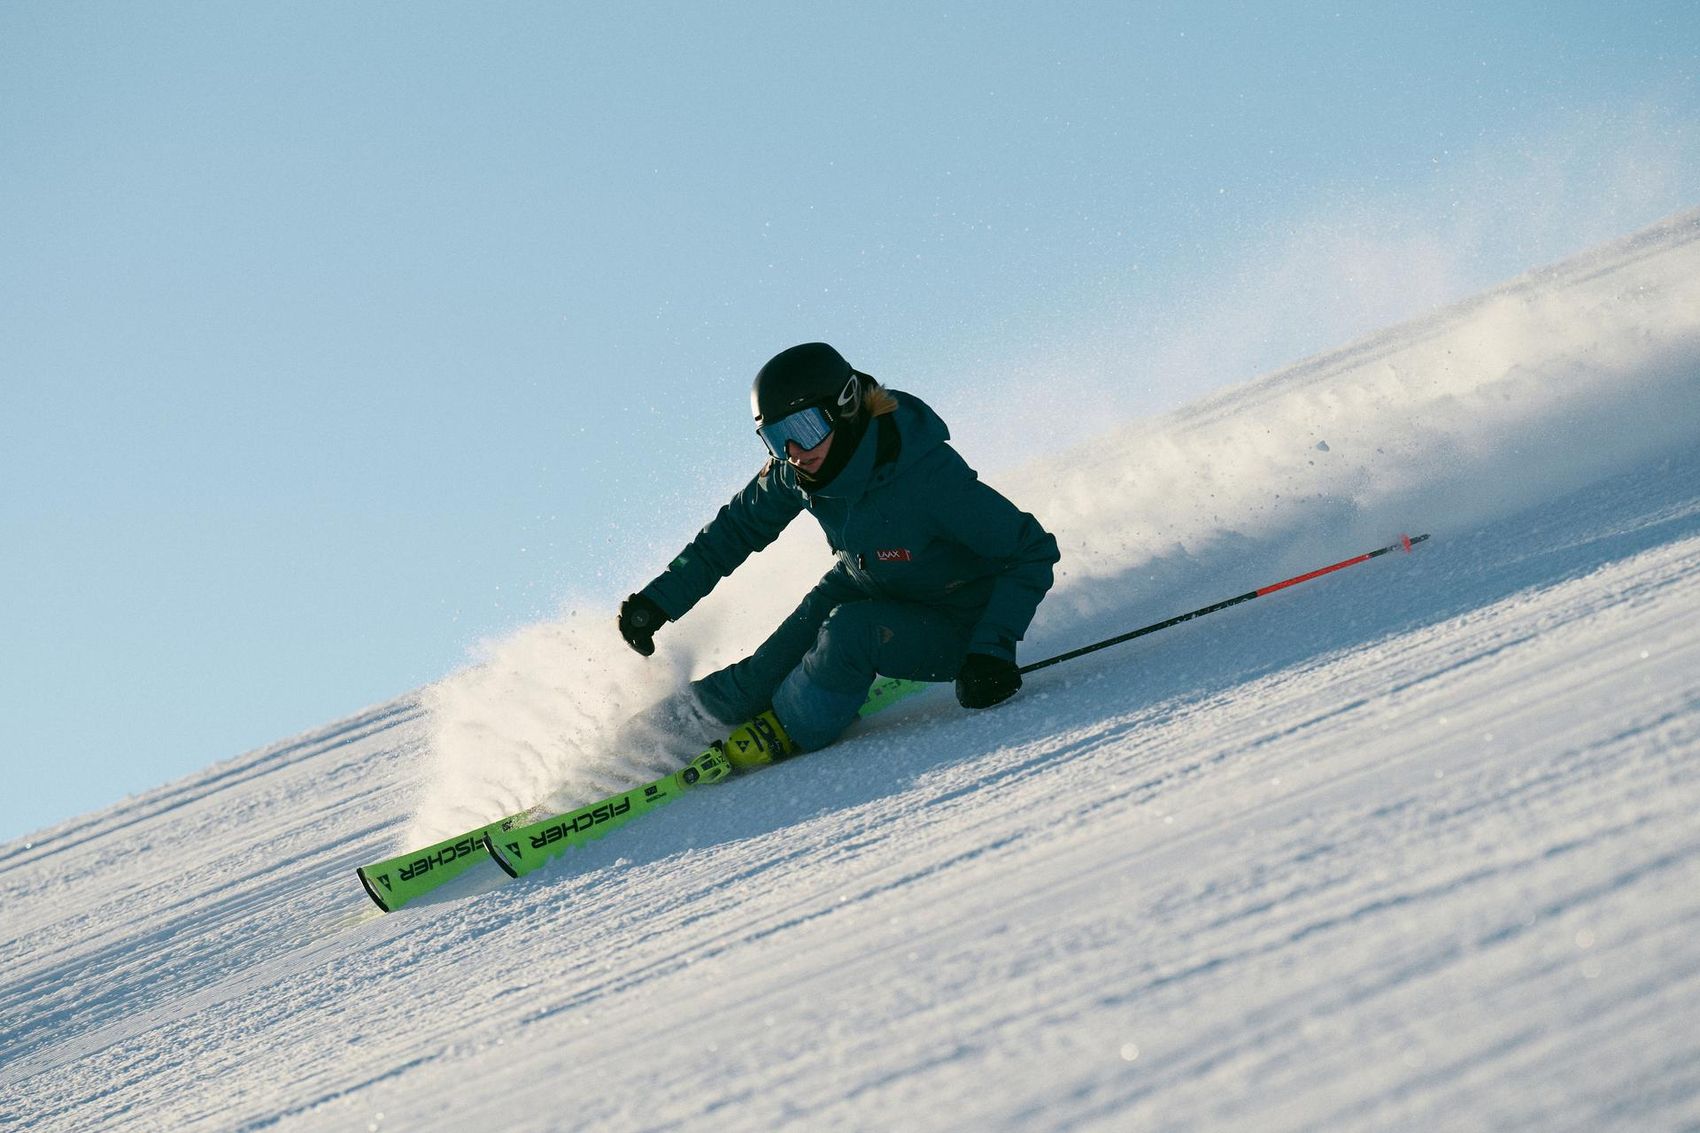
[756,406,833,459]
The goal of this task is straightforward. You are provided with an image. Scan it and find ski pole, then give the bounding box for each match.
[1019,533,1430,676]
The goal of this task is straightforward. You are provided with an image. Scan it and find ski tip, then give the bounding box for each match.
[356,867,394,914]
[482,832,521,879]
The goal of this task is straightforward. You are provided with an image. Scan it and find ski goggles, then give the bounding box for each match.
[756,405,834,459]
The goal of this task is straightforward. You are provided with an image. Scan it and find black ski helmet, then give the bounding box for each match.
[751,342,864,432]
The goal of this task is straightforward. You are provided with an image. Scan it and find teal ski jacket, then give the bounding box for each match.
[641,390,1059,662]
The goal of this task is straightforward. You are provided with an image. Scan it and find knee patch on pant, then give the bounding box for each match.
[802,602,891,694]
[771,672,867,753]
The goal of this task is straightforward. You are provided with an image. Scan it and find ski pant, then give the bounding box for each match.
[693,577,975,752]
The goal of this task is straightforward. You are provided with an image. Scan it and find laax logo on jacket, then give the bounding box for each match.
[856,547,913,570]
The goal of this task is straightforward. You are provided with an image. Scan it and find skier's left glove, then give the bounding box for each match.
[618,593,669,657]
[955,652,1021,709]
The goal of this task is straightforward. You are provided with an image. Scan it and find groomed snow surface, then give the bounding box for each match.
[4,211,1700,1131]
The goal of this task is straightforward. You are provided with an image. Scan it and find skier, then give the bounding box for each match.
[617,342,1060,770]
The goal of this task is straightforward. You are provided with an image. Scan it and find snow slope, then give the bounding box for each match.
[3,211,1700,1132]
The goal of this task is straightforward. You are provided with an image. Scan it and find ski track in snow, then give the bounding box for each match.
[3,214,1700,1131]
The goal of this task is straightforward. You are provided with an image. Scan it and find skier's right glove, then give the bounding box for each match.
[955,652,1021,709]
[618,593,669,657]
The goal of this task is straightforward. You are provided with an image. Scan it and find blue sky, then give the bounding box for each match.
[3,2,1698,842]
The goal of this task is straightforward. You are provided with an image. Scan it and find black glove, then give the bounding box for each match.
[618,593,668,657]
[955,652,1021,709]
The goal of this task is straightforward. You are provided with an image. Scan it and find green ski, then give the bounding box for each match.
[355,676,930,910]
[483,676,931,880]
[356,809,541,913]
[483,745,731,877]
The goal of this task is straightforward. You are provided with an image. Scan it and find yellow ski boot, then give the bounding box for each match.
[714,709,798,771]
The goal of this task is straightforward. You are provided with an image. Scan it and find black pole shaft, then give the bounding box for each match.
[1019,533,1430,676]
